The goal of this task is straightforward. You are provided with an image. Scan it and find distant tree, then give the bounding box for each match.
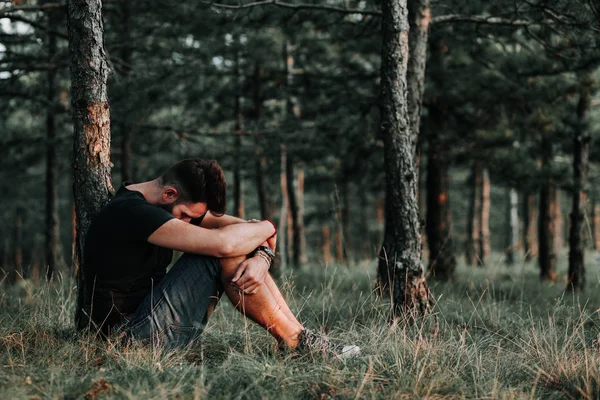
[45,2,64,281]
[67,0,114,330]
[378,0,433,316]
[567,73,593,292]
[504,188,518,265]
[538,131,558,282]
[424,37,456,280]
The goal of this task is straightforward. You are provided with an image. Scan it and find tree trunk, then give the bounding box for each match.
[277,145,288,274]
[505,188,519,265]
[322,225,331,265]
[466,162,482,266]
[9,208,24,284]
[555,190,563,250]
[67,0,114,330]
[252,63,274,222]
[335,179,349,264]
[538,133,557,282]
[425,137,456,280]
[286,156,302,267]
[233,45,244,219]
[297,169,307,264]
[119,0,133,183]
[592,199,600,251]
[377,0,432,316]
[522,192,538,261]
[407,0,430,176]
[45,3,62,281]
[478,167,491,266]
[567,74,591,292]
[335,228,344,263]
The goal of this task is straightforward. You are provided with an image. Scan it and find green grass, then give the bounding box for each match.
[2,254,600,399]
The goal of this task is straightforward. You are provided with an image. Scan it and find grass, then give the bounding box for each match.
[1,253,600,399]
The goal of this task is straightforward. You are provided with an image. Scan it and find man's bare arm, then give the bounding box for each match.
[200,211,246,229]
[148,219,275,257]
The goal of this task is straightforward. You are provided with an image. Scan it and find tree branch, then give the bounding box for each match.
[3,14,68,39]
[430,14,552,26]
[200,1,557,27]
[0,3,64,17]
[200,0,381,16]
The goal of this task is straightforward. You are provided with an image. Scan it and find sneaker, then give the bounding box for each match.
[296,329,360,360]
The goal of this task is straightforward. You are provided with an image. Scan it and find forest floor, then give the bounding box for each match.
[1,252,600,399]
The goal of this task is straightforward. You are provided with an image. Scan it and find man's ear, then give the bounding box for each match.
[163,187,179,203]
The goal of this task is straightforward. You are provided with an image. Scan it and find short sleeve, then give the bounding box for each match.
[124,202,175,239]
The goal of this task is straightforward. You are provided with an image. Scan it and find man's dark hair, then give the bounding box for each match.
[160,159,226,215]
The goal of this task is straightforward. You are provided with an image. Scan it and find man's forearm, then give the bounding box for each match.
[218,221,276,257]
[200,211,246,229]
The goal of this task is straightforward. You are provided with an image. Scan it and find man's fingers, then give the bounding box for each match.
[231,263,246,283]
[244,283,260,294]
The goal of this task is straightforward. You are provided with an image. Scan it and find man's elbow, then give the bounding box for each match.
[212,238,234,258]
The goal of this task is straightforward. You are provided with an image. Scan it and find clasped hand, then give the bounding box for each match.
[230,254,270,295]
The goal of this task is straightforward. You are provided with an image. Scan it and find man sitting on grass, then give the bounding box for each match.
[83,159,359,358]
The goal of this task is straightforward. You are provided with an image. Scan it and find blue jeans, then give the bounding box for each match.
[123,254,223,350]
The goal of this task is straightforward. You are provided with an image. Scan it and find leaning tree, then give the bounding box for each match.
[67,0,114,330]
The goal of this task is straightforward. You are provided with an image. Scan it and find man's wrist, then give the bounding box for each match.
[254,250,272,269]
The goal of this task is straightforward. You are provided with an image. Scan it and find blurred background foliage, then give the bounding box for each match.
[0,0,599,280]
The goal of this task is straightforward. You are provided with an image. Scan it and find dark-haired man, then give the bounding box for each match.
[84,159,359,358]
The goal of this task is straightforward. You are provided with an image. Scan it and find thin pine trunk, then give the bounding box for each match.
[233,45,244,219]
[407,0,430,176]
[425,138,456,280]
[567,74,591,292]
[278,145,288,273]
[555,190,563,251]
[45,3,62,281]
[286,157,302,267]
[522,192,538,261]
[297,169,307,264]
[119,0,133,183]
[10,208,24,284]
[322,226,332,265]
[253,63,274,222]
[466,162,482,266]
[67,0,114,330]
[505,188,519,265]
[592,199,600,250]
[478,168,491,266]
[539,133,557,282]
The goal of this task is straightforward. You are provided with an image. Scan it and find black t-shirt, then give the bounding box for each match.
[84,184,175,333]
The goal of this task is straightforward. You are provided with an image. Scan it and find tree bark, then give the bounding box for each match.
[466,162,482,266]
[277,145,288,273]
[9,208,24,284]
[505,188,519,265]
[425,136,456,280]
[592,199,600,251]
[119,0,133,183]
[555,190,563,250]
[67,0,114,330]
[297,168,307,264]
[522,192,538,261]
[252,63,274,222]
[377,0,432,316]
[407,0,430,176]
[538,133,557,282]
[478,167,491,266]
[233,44,245,219]
[45,2,63,281]
[567,74,591,292]
[322,225,331,265]
[286,156,303,267]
